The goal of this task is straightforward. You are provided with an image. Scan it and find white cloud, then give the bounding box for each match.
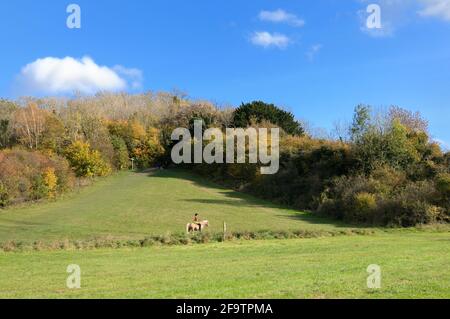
[306,44,323,61]
[418,0,450,21]
[17,56,143,95]
[250,31,291,49]
[258,9,305,27]
[113,65,144,89]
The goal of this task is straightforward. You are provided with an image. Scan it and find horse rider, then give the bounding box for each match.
[193,213,202,231]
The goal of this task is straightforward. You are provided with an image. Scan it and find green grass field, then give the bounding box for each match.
[0,170,448,298]
[0,170,352,243]
[1,232,449,298]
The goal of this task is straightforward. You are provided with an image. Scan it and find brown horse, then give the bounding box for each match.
[186,220,209,233]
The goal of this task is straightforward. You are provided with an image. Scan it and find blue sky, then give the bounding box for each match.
[0,0,449,147]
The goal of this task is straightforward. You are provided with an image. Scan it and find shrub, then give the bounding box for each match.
[64,141,111,177]
[317,172,446,226]
[378,181,442,226]
[42,167,58,198]
[350,192,377,223]
[0,149,74,205]
[318,174,381,222]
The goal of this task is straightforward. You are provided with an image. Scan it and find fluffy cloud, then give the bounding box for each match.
[17,56,143,95]
[250,31,291,49]
[418,0,450,20]
[258,9,305,27]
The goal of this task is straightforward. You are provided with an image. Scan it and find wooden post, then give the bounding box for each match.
[223,221,227,242]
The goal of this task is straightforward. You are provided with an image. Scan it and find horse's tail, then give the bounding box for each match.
[186,223,190,234]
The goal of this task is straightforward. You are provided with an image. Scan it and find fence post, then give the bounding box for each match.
[223,221,227,242]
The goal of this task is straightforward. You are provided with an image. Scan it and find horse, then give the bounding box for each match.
[186,220,209,233]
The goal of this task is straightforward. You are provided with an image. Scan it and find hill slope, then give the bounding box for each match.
[0,170,350,243]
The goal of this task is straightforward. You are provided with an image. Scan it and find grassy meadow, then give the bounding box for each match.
[0,232,449,298]
[0,169,448,298]
[0,169,351,244]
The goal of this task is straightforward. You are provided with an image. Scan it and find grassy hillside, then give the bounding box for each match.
[0,170,351,243]
[1,232,449,298]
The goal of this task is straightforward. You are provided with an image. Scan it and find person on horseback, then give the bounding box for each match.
[186,214,209,233]
[193,213,202,231]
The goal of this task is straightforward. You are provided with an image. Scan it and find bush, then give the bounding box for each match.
[64,141,111,177]
[42,167,58,198]
[318,171,446,226]
[0,149,74,205]
[318,175,380,222]
[379,180,444,226]
[350,192,377,223]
